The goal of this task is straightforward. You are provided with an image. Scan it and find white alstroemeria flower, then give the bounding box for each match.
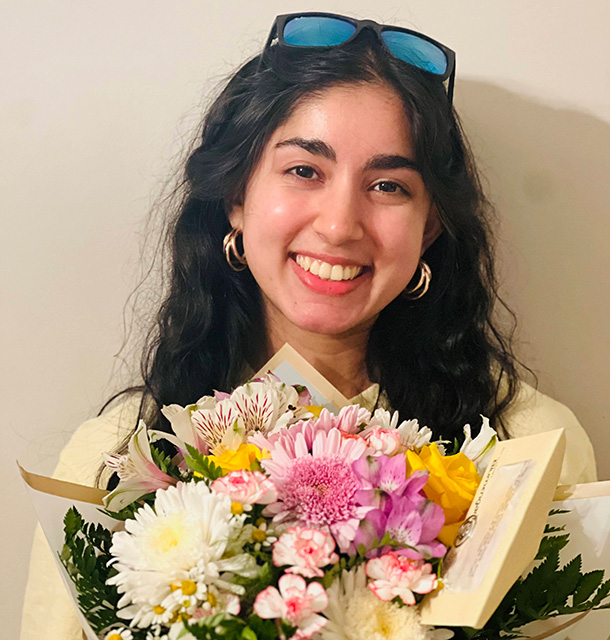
[161,396,217,453]
[190,375,300,454]
[229,375,300,433]
[460,416,497,474]
[191,397,243,454]
[104,421,177,511]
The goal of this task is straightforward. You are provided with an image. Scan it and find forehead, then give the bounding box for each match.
[266,82,413,158]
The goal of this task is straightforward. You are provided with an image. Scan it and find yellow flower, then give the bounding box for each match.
[208,444,268,474]
[405,443,481,546]
[305,405,325,418]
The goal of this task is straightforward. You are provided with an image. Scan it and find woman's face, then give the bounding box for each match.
[229,82,440,337]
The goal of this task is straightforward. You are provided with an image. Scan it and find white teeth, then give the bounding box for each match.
[318,261,332,280]
[294,254,363,281]
[330,265,343,281]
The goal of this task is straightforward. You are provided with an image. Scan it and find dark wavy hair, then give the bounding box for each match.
[102,31,525,465]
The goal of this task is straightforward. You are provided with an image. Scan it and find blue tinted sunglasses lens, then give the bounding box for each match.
[283,16,356,46]
[381,30,448,75]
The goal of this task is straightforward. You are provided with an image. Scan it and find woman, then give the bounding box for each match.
[21,12,596,640]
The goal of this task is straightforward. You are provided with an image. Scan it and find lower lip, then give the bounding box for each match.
[289,257,369,295]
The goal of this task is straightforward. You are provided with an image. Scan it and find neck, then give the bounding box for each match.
[258,306,374,399]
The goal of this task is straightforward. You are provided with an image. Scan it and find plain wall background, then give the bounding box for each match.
[2,1,609,637]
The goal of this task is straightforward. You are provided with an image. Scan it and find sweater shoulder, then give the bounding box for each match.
[503,382,597,484]
[53,395,141,487]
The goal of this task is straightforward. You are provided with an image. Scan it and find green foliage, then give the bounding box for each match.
[182,614,245,639]
[102,493,155,521]
[184,444,224,480]
[247,615,278,640]
[232,561,280,617]
[182,614,289,640]
[461,511,610,640]
[322,556,349,589]
[150,443,183,480]
[183,614,284,640]
[60,507,122,635]
[534,533,569,561]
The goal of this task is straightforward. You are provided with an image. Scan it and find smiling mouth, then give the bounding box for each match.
[293,254,365,281]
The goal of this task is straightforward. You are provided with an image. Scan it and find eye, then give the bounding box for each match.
[371,180,410,196]
[286,165,318,180]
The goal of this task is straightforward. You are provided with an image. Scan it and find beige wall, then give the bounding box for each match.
[3,1,608,637]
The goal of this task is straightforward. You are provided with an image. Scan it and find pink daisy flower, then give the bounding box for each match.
[252,425,372,551]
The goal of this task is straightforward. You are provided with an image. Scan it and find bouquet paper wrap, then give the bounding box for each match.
[20,345,610,640]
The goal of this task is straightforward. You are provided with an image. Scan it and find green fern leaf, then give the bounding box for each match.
[573,570,605,607]
[184,444,224,480]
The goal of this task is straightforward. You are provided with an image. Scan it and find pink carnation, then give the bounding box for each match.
[364,426,402,455]
[273,527,339,578]
[211,470,277,509]
[365,552,438,605]
[254,574,328,638]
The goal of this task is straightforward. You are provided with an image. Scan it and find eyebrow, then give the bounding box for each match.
[274,137,420,173]
[275,137,336,161]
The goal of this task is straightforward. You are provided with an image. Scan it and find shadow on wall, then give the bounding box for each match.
[456,80,610,480]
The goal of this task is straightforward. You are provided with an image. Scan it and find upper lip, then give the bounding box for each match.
[290,251,368,268]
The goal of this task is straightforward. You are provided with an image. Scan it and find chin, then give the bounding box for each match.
[288,309,372,337]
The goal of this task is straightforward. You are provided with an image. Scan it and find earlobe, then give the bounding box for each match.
[227,202,244,229]
[422,206,443,252]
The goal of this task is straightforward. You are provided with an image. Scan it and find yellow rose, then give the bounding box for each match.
[208,444,269,474]
[405,443,481,546]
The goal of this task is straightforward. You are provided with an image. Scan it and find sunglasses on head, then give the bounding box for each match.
[260,12,456,103]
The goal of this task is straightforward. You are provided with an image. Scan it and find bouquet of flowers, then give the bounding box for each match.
[59,374,609,640]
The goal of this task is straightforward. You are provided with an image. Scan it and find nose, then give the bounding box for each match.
[311,183,365,245]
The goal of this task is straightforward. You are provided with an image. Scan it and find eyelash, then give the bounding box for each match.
[372,181,410,196]
[287,165,319,181]
[285,165,411,196]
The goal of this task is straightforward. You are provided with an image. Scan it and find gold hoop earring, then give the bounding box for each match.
[223,227,248,271]
[403,260,431,300]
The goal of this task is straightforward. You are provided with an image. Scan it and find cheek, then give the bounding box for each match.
[243,193,305,255]
[375,216,426,275]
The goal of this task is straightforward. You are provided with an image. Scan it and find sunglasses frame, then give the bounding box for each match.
[261,12,456,103]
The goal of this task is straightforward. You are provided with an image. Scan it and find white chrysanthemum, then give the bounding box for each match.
[365,410,433,452]
[104,629,134,640]
[315,566,453,640]
[146,625,169,640]
[107,481,258,628]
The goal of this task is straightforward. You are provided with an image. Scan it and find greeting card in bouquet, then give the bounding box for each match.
[254,343,349,411]
[419,428,566,627]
